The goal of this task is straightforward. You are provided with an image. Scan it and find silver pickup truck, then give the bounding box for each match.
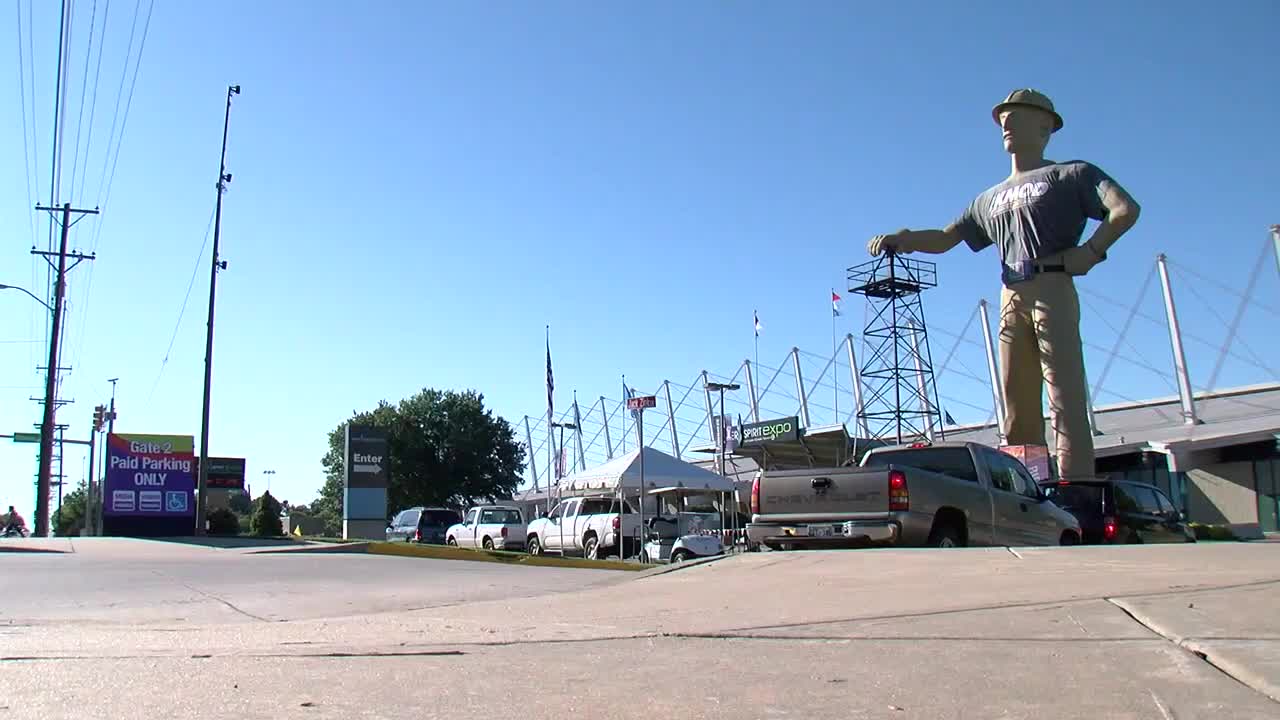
[746,441,1081,550]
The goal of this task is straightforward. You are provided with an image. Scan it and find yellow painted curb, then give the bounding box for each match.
[365,541,646,572]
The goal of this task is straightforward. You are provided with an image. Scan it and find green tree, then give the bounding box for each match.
[227,490,252,515]
[315,389,525,527]
[251,491,284,537]
[52,483,87,536]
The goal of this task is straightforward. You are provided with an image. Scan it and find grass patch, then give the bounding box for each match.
[366,541,648,571]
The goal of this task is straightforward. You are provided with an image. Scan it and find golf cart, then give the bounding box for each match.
[638,486,728,564]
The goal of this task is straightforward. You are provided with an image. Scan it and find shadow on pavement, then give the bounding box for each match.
[146,536,310,550]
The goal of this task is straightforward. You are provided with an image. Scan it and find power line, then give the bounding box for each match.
[147,207,217,406]
[89,0,153,252]
[88,0,141,218]
[14,0,38,249]
[65,0,154,388]
[67,0,98,207]
[74,0,110,202]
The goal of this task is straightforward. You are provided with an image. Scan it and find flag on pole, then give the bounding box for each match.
[944,410,957,425]
[624,381,638,421]
[754,310,762,337]
[831,290,842,317]
[545,333,554,423]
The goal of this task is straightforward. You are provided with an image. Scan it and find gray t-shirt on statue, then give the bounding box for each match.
[951,160,1115,285]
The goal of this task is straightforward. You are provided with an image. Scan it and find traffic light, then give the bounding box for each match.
[93,405,106,433]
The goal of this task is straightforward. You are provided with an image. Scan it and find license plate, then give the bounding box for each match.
[808,524,835,538]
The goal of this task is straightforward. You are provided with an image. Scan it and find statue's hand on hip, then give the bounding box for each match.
[1062,245,1103,276]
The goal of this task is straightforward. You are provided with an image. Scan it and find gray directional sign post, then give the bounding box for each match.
[343,424,390,540]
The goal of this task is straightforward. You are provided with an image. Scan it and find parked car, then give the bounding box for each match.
[386,506,461,543]
[446,505,527,551]
[525,496,641,559]
[746,441,1082,550]
[1040,478,1195,544]
[415,507,464,545]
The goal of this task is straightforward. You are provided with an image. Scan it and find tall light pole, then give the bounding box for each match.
[196,84,240,536]
[705,381,741,548]
[262,469,276,495]
[107,378,119,434]
[550,421,577,552]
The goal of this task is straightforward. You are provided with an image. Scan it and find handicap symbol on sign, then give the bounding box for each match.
[165,491,189,513]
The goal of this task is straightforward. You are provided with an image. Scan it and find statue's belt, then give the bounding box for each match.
[1003,261,1068,285]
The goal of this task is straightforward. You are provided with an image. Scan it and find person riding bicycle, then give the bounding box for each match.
[3,506,27,536]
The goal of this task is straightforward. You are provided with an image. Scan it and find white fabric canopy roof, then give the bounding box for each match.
[558,446,735,494]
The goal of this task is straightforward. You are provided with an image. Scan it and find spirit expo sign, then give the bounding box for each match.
[104,433,196,517]
[730,416,801,446]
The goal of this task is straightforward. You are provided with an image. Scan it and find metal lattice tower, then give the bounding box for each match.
[848,251,945,444]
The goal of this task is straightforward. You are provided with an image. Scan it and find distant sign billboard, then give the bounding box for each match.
[199,457,247,490]
[104,433,195,518]
[731,416,800,446]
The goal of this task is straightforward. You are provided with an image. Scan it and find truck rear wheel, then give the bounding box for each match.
[584,534,600,560]
[927,523,963,548]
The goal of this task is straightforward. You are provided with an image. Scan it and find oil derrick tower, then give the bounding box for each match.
[847,250,945,444]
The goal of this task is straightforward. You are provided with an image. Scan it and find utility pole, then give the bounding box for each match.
[31,202,97,537]
[196,84,241,536]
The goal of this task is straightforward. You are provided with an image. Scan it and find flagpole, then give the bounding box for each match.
[832,289,839,425]
[753,309,759,384]
[545,325,554,516]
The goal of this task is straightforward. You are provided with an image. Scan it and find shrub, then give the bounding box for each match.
[250,491,284,537]
[207,507,240,536]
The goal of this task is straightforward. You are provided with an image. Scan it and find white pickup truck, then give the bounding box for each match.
[525,496,641,560]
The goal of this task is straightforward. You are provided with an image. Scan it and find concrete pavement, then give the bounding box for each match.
[3,539,1277,718]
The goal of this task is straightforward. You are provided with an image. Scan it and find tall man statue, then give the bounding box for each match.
[867,89,1141,481]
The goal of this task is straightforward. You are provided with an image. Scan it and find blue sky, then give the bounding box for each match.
[3,1,1278,510]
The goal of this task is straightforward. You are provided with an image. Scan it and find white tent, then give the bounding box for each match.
[558,446,735,494]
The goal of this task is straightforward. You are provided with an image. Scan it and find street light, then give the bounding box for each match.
[262,469,276,494]
[0,283,52,311]
[705,381,741,550]
[550,422,578,481]
[549,421,578,553]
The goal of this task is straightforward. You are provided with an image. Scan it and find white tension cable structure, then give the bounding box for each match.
[522,231,1280,493]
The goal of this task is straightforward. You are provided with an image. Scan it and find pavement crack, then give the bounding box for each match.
[1108,597,1279,706]
[148,570,275,623]
[1149,689,1175,720]
[1006,547,1023,559]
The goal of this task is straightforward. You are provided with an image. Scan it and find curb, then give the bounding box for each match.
[365,541,646,571]
[248,542,373,555]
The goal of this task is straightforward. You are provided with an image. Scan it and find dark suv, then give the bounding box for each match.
[386,507,462,544]
[1041,479,1195,544]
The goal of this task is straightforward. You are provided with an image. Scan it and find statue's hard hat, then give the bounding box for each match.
[992,88,1063,132]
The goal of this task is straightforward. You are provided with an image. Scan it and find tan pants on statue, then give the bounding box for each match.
[999,271,1095,481]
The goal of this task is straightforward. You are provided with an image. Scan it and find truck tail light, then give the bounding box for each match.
[612,516,620,531]
[414,528,422,542]
[1103,516,1117,542]
[501,526,508,539]
[751,475,760,515]
[889,470,909,511]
